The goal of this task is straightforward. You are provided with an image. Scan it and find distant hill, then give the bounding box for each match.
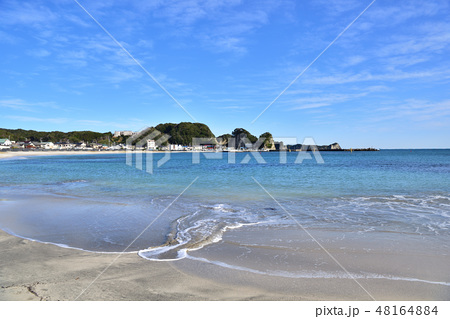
[0,124,275,149]
[155,122,215,146]
[1,123,217,146]
[231,128,258,143]
[1,125,359,150]
[0,128,112,144]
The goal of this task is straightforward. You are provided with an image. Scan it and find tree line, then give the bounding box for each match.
[1,123,273,147]
[0,128,112,144]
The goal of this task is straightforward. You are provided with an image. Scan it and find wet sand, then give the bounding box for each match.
[0,149,211,160]
[1,229,448,301]
[0,229,277,301]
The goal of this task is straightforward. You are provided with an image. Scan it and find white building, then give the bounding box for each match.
[38,142,55,150]
[0,138,12,149]
[74,142,87,149]
[170,144,184,151]
[147,139,156,150]
[114,131,134,138]
[55,142,75,150]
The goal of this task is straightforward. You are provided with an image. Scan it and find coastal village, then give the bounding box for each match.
[0,136,124,151]
[0,123,373,152]
[0,130,349,152]
[0,138,113,151]
[0,130,288,152]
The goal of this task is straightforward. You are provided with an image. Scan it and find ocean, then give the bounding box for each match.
[0,150,449,290]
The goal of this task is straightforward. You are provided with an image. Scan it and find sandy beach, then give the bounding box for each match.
[0,150,217,160]
[0,150,127,160]
[0,228,348,301]
[0,229,277,301]
[1,228,448,301]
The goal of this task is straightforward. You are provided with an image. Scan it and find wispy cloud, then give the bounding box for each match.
[0,99,32,111]
[0,1,58,26]
[137,0,290,54]
[0,99,59,112]
[6,115,68,124]
[309,0,449,73]
[304,68,450,85]
[215,105,252,113]
[291,103,330,110]
[0,1,155,88]
[57,50,88,67]
[345,55,367,66]
[26,48,51,58]
[361,99,450,130]
[288,92,369,110]
[376,25,450,60]
[315,0,363,15]
[103,68,143,84]
[364,0,447,26]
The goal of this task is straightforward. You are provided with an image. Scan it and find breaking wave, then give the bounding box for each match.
[138,204,265,261]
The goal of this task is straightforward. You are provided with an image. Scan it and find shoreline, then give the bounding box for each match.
[0,229,278,301]
[0,147,381,160]
[1,228,369,301]
[0,150,126,159]
[0,150,200,159]
[1,227,448,301]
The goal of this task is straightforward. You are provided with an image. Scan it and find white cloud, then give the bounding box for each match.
[289,92,368,110]
[27,49,51,58]
[368,99,450,124]
[0,99,32,111]
[136,39,154,49]
[377,30,450,59]
[311,1,450,73]
[0,99,59,111]
[6,115,68,124]
[315,0,362,15]
[0,1,58,26]
[345,55,366,66]
[304,68,450,85]
[133,0,290,54]
[57,50,88,68]
[291,103,330,110]
[201,35,247,54]
[103,68,143,84]
[144,0,242,26]
[365,1,446,26]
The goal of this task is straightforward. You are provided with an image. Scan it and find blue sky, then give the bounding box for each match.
[0,0,449,148]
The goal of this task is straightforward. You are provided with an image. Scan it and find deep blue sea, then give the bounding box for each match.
[1,150,449,285]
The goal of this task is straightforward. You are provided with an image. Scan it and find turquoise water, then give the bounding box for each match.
[0,150,449,285]
[2,150,449,197]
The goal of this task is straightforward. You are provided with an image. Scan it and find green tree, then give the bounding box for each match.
[217,134,232,144]
[155,122,215,146]
[231,128,257,143]
[259,132,273,149]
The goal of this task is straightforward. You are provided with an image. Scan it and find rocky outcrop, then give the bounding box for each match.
[287,143,342,151]
[326,143,341,150]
